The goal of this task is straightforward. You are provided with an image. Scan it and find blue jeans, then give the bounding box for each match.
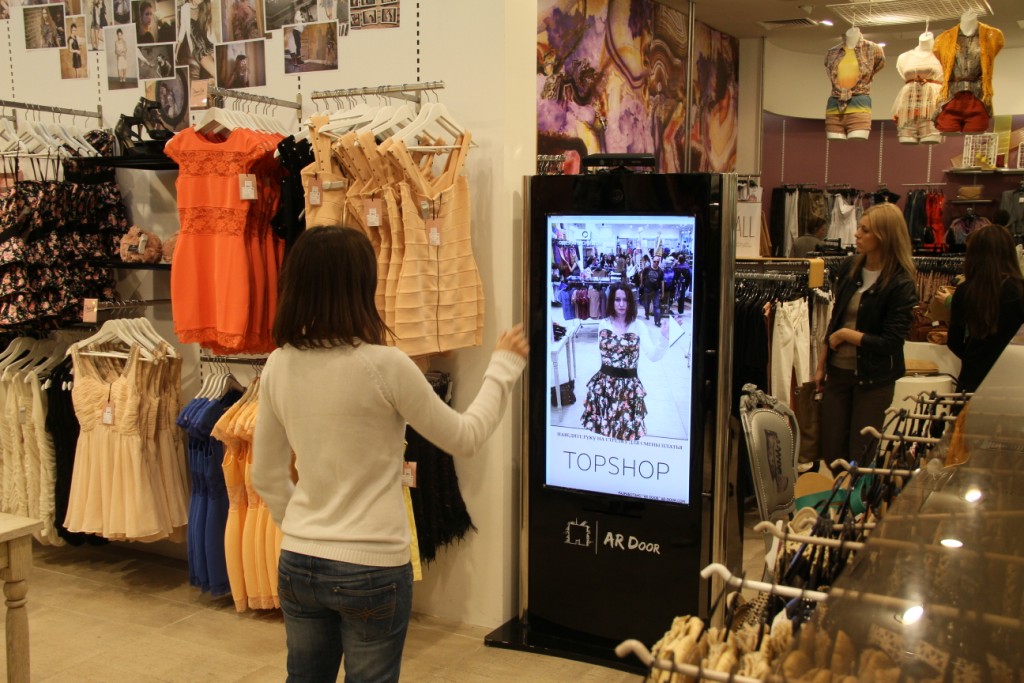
[277,550,413,683]
[645,290,662,324]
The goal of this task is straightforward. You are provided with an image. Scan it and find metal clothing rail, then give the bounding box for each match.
[207,86,302,111]
[199,354,267,364]
[615,640,772,683]
[82,298,170,322]
[736,257,825,288]
[310,80,445,103]
[0,97,102,120]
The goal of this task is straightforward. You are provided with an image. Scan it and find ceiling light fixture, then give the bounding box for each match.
[940,538,964,548]
[964,488,983,503]
[820,19,835,26]
[827,0,992,28]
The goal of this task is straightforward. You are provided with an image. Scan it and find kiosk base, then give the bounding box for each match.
[483,617,645,674]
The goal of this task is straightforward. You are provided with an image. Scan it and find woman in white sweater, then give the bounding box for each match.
[253,226,527,683]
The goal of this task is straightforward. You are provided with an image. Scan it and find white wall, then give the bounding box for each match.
[736,37,763,174]
[764,41,1024,119]
[1,0,536,629]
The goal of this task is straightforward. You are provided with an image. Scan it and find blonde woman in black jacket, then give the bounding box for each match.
[815,203,917,463]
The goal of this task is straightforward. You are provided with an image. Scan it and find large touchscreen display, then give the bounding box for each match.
[545,215,695,505]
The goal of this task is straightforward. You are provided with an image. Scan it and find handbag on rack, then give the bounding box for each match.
[550,380,576,406]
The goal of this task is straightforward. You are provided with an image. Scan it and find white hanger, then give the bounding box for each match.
[2,339,56,380]
[370,103,416,138]
[28,340,71,380]
[0,337,35,366]
[73,318,155,360]
[128,317,176,356]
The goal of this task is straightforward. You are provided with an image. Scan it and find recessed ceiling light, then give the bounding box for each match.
[820,19,834,26]
[964,488,983,503]
[901,605,925,625]
[940,538,964,549]
[877,42,887,47]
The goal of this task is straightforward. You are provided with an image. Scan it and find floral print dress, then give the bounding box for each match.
[580,319,667,441]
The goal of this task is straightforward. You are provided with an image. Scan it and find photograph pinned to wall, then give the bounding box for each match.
[62,0,82,15]
[112,0,129,23]
[137,41,173,78]
[0,0,8,21]
[689,20,738,172]
[133,0,174,42]
[145,67,189,132]
[176,0,221,80]
[214,38,264,89]
[104,23,138,88]
[86,0,110,50]
[24,4,67,49]
[283,20,335,74]
[317,0,339,22]
[335,0,348,34]
[349,0,395,30]
[189,76,212,109]
[220,0,263,42]
[61,14,87,77]
[261,0,310,32]
[537,0,691,173]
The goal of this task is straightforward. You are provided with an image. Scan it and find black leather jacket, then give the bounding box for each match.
[826,256,917,387]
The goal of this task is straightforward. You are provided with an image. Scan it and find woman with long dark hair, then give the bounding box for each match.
[252,227,527,682]
[948,224,1024,392]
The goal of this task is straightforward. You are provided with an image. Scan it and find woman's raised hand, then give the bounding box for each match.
[495,324,529,358]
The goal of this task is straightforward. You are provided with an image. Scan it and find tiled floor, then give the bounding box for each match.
[5,543,643,682]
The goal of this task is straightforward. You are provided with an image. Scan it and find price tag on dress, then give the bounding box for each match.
[365,198,383,227]
[238,174,258,201]
[102,401,115,426]
[309,179,323,206]
[426,219,441,246]
[402,462,417,488]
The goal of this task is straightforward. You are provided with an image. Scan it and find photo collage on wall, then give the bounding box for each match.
[6,0,400,130]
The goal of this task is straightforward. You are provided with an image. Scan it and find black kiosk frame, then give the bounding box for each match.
[487,172,737,670]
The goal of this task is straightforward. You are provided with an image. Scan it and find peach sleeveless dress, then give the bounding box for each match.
[64,345,173,541]
[388,133,484,356]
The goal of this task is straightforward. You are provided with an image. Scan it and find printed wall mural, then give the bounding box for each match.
[537,0,738,173]
[689,19,738,172]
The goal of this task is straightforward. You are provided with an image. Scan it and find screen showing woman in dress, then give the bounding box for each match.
[546,215,695,505]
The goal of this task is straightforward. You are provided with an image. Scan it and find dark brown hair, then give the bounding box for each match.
[963,223,1024,339]
[272,226,389,349]
[605,282,637,324]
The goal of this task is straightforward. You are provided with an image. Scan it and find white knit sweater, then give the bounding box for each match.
[253,344,525,567]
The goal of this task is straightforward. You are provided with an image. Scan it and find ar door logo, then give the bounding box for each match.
[564,519,591,547]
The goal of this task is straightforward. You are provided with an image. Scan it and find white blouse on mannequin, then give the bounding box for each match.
[892,32,943,143]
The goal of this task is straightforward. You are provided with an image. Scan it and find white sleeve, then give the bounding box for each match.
[379,349,526,459]
[636,321,668,362]
[252,352,295,528]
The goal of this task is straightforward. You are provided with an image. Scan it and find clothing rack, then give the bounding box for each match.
[199,354,267,364]
[0,98,102,121]
[699,562,1022,628]
[614,640,771,683]
[206,86,302,111]
[735,258,825,288]
[309,80,445,104]
[902,182,946,187]
[537,154,565,175]
[81,298,171,322]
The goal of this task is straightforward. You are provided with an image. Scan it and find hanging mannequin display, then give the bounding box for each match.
[893,32,943,144]
[824,26,885,141]
[933,10,1004,134]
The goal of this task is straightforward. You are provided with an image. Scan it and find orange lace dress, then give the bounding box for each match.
[165,127,283,354]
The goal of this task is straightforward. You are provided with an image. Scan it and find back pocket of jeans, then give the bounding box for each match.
[332,583,397,641]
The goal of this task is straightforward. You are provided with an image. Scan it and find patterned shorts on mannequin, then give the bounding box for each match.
[935,91,989,133]
[825,95,872,136]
